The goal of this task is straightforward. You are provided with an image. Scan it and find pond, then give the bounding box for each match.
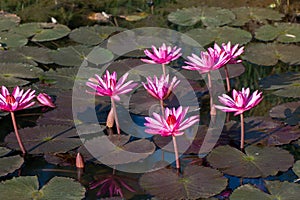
[0,0,300,199]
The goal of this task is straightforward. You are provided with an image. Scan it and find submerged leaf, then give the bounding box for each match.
[270,101,300,125]
[207,145,294,178]
[140,165,227,199]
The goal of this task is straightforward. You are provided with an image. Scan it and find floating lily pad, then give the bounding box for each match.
[255,23,300,43]
[31,23,71,42]
[243,43,300,66]
[230,7,284,26]
[224,117,300,146]
[0,63,43,87]
[219,63,245,79]
[0,32,27,47]
[153,125,207,154]
[230,181,300,200]
[269,101,300,126]
[140,165,227,199]
[293,160,300,178]
[207,145,294,178]
[184,26,252,47]
[9,22,43,38]
[69,25,126,45]
[5,125,81,154]
[50,45,93,67]
[0,147,23,177]
[168,6,235,27]
[0,18,19,31]
[123,12,148,21]
[80,135,155,165]
[0,46,52,66]
[260,72,300,97]
[0,176,85,200]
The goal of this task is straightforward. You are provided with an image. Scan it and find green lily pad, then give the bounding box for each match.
[0,176,85,200]
[69,25,126,45]
[255,23,300,43]
[0,63,43,87]
[50,45,93,67]
[168,6,235,27]
[184,26,252,47]
[231,7,284,26]
[260,72,300,98]
[230,181,300,200]
[140,165,227,199]
[85,46,114,65]
[0,32,27,47]
[243,43,300,66]
[0,46,52,66]
[293,160,300,178]
[207,145,294,178]
[270,101,300,126]
[31,23,71,42]
[0,147,23,177]
[5,125,81,154]
[0,17,19,31]
[81,135,155,165]
[9,22,43,38]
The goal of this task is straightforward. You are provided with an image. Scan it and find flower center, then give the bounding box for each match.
[6,95,16,105]
[166,115,176,126]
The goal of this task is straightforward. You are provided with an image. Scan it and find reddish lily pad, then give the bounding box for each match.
[269,101,300,126]
[0,176,85,200]
[260,72,300,98]
[140,165,227,199]
[207,145,294,178]
[81,135,155,165]
[224,117,300,146]
[230,181,300,200]
[168,6,235,27]
[5,125,81,154]
[0,147,23,177]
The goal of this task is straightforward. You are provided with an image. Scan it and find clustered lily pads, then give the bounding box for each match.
[0,3,299,199]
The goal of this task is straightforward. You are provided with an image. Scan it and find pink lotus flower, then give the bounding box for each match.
[142,74,180,100]
[212,42,244,64]
[86,70,138,101]
[144,106,199,137]
[215,88,263,116]
[141,43,182,65]
[183,49,230,74]
[37,93,55,108]
[90,175,135,198]
[0,86,36,112]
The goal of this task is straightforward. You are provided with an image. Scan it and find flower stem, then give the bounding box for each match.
[207,72,216,116]
[162,64,166,77]
[160,99,165,117]
[172,135,180,171]
[224,65,231,92]
[10,112,26,155]
[111,98,120,135]
[240,113,245,150]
